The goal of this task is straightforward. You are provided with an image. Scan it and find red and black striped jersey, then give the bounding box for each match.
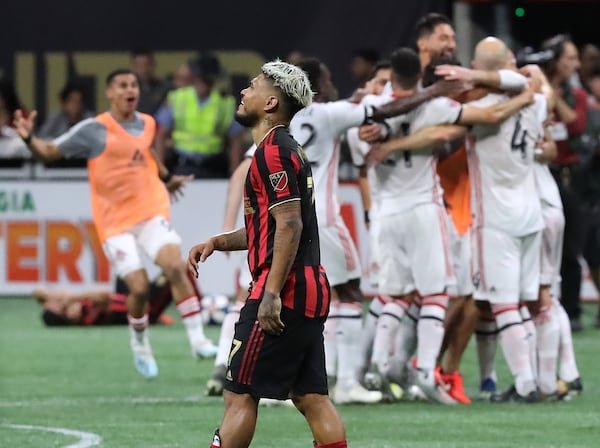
[78,293,129,325]
[244,126,330,318]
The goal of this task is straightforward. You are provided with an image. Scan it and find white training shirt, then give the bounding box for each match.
[376,96,463,216]
[467,93,544,236]
[289,101,369,226]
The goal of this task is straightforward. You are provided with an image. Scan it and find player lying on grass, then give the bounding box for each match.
[35,274,174,327]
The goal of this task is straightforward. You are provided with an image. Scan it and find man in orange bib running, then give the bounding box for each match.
[14,68,217,378]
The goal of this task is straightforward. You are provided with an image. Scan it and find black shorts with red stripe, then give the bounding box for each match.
[224,299,328,400]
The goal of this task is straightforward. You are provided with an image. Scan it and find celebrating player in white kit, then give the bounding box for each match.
[290,57,465,403]
[362,47,534,403]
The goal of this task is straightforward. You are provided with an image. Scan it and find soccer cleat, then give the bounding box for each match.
[438,368,471,404]
[158,314,175,325]
[192,339,218,359]
[364,363,402,402]
[206,365,226,396]
[476,378,497,401]
[557,377,583,400]
[333,383,383,404]
[490,385,541,403]
[414,367,457,405]
[130,338,158,379]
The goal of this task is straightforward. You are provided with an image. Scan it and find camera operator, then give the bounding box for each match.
[538,34,588,331]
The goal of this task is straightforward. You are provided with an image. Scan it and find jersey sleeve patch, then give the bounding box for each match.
[268,170,289,192]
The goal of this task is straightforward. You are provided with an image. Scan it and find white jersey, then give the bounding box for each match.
[535,163,562,209]
[347,93,395,211]
[530,95,563,209]
[289,101,368,226]
[468,93,544,236]
[377,96,463,216]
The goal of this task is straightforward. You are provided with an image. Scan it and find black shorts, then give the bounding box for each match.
[223,299,328,400]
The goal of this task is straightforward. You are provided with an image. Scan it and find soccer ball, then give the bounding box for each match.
[201,293,230,326]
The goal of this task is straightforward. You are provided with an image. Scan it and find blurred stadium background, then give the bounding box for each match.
[2,1,600,447]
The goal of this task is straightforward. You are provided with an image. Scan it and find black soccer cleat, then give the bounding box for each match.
[490,385,541,403]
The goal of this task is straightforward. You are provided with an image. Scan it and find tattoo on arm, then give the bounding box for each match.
[265,201,303,294]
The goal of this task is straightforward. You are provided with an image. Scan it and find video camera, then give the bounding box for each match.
[515,47,556,68]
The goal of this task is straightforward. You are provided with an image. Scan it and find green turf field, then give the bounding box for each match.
[1,298,599,447]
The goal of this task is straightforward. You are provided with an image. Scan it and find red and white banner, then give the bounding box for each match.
[0,181,376,296]
[2,181,597,300]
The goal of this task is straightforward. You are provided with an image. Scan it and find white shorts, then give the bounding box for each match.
[447,218,474,297]
[377,203,454,296]
[472,227,541,304]
[540,205,564,289]
[102,216,182,278]
[319,215,362,286]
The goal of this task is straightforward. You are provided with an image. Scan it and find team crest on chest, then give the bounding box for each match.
[268,171,288,192]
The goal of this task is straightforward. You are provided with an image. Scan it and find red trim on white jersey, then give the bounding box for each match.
[325,140,340,226]
[335,221,358,272]
[467,137,487,290]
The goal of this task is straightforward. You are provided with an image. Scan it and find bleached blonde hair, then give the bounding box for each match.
[261,59,314,110]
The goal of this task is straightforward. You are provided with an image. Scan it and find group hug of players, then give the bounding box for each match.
[205,13,583,405]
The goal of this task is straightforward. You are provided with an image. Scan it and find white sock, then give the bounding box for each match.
[335,302,363,389]
[215,301,243,367]
[128,314,149,345]
[361,296,386,374]
[553,297,580,382]
[388,303,418,384]
[324,304,338,379]
[475,317,498,383]
[416,294,448,372]
[371,300,406,374]
[176,295,207,348]
[520,304,538,384]
[534,305,560,394]
[493,304,536,396]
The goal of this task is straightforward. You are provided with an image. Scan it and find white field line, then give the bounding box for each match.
[0,395,204,408]
[2,423,102,448]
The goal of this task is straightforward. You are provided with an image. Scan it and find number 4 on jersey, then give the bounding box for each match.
[511,113,528,159]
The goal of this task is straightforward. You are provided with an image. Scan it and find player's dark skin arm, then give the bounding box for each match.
[187,228,247,278]
[260,200,303,336]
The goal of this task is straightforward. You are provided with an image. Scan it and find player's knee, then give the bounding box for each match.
[162,259,187,284]
[290,393,328,416]
[223,390,258,412]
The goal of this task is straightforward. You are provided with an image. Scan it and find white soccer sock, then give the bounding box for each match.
[215,301,243,367]
[553,298,580,382]
[324,304,338,379]
[519,304,538,383]
[371,300,406,374]
[493,304,536,396]
[176,295,207,348]
[416,294,448,372]
[335,302,364,389]
[534,305,560,394]
[388,303,418,384]
[128,314,149,345]
[361,296,386,373]
[475,317,498,383]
